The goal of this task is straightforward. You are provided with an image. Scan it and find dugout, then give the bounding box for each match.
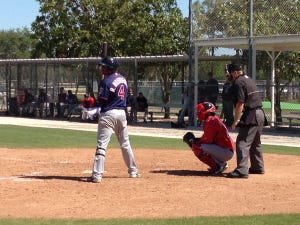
[193,34,300,127]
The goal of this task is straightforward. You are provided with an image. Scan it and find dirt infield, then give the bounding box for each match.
[0,147,299,219]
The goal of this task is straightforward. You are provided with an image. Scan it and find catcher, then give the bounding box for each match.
[183,102,235,175]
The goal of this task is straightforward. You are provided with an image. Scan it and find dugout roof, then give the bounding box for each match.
[193,34,300,52]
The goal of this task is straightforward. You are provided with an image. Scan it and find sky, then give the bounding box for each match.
[0,0,189,30]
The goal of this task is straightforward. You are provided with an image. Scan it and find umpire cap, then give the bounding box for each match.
[228,62,242,73]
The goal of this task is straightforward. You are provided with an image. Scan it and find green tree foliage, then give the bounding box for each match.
[0,28,34,59]
[30,0,188,116]
[31,0,188,58]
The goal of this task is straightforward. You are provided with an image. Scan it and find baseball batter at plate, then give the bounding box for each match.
[183,102,235,175]
[88,56,141,183]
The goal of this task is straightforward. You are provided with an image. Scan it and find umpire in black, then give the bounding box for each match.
[227,62,268,179]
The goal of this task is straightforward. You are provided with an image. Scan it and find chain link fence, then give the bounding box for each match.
[194,0,300,38]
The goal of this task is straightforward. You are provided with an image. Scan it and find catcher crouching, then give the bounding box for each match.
[183,102,235,175]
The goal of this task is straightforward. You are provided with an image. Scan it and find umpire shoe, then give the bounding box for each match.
[129,173,142,178]
[87,176,102,183]
[249,168,265,174]
[227,170,248,179]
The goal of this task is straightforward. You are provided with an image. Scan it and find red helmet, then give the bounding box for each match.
[195,102,216,122]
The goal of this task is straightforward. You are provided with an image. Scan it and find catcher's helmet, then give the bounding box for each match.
[195,102,216,122]
[99,56,119,73]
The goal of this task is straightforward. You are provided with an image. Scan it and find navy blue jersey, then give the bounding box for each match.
[97,72,128,112]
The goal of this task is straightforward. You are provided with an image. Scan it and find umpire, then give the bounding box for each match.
[227,62,268,179]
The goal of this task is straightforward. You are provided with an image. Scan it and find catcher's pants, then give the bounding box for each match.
[91,109,139,179]
[201,144,234,166]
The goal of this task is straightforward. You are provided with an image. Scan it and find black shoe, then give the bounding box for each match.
[213,163,228,175]
[249,168,264,174]
[227,170,248,179]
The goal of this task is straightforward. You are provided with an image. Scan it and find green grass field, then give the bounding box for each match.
[262,101,300,110]
[1,214,300,225]
[0,125,299,225]
[0,125,299,155]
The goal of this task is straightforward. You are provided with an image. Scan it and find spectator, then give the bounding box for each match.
[126,87,137,122]
[198,80,206,103]
[66,90,79,117]
[0,91,5,110]
[21,89,34,117]
[35,88,49,118]
[220,73,234,127]
[55,87,67,118]
[206,72,219,106]
[81,92,99,121]
[171,85,194,128]
[136,92,149,123]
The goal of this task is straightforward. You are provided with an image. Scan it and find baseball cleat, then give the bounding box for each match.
[213,163,229,175]
[87,176,102,183]
[129,173,141,178]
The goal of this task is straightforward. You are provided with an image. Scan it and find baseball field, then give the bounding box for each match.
[0,123,299,225]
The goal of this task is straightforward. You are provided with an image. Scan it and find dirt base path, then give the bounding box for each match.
[0,148,299,219]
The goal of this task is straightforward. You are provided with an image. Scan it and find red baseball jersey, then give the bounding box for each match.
[200,115,234,150]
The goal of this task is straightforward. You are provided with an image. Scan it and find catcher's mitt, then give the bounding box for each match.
[183,132,196,148]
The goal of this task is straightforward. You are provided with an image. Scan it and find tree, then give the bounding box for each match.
[0,28,34,59]
[31,0,189,118]
[31,0,188,57]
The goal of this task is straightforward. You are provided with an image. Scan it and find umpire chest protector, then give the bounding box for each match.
[233,75,263,126]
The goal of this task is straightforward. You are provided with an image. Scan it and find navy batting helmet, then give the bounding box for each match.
[99,56,119,72]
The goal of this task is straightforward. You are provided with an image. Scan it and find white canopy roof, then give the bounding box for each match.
[193,34,300,52]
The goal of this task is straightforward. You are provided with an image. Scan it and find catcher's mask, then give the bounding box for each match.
[195,102,216,123]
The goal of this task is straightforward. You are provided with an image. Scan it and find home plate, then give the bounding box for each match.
[82,170,106,174]
[12,177,37,182]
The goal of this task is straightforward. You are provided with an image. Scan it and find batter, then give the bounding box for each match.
[88,56,140,183]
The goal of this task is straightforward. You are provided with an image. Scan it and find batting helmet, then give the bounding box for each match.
[99,56,119,73]
[195,102,216,122]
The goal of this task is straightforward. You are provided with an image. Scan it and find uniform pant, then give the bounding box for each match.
[91,109,138,179]
[201,144,234,166]
[235,109,265,175]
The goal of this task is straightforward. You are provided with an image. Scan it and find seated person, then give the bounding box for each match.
[136,92,149,123]
[171,85,194,128]
[55,87,67,117]
[21,89,35,117]
[65,90,79,117]
[81,92,99,121]
[34,88,50,118]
